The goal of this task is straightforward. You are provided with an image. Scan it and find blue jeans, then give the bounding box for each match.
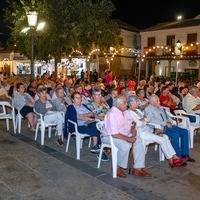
[164,125,189,157]
[78,122,101,145]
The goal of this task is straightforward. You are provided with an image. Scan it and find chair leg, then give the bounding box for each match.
[159,145,165,161]
[6,119,9,131]
[76,134,81,160]
[97,145,104,168]
[66,133,72,152]
[40,125,45,145]
[88,137,92,147]
[154,144,158,151]
[18,116,22,134]
[12,118,16,134]
[48,127,51,138]
[35,123,40,140]
[112,147,118,178]
[190,130,194,148]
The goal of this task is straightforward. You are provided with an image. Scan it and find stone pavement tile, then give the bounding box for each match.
[1,120,200,200]
[0,135,134,200]
[153,173,200,200]
[0,182,18,200]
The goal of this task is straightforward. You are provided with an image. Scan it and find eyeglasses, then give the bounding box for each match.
[74,96,82,99]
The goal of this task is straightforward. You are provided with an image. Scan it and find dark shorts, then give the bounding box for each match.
[20,106,34,117]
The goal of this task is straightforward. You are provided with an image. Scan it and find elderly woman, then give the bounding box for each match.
[34,86,64,145]
[127,95,187,168]
[65,91,108,161]
[136,89,149,111]
[13,82,36,131]
[87,86,109,121]
[53,87,68,113]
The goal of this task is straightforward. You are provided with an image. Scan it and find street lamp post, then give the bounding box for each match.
[175,40,182,86]
[21,11,45,80]
[27,11,38,80]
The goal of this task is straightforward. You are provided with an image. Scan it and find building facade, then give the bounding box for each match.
[140,14,200,82]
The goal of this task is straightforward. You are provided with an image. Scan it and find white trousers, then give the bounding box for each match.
[44,112,64,136]
[102,136,146,169]
[139,131,176,159]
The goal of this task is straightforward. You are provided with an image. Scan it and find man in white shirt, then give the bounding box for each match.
[182,85,200,114]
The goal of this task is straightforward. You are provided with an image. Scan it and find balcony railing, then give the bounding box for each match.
[144,44,198,57]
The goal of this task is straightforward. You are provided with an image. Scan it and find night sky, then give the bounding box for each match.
[1,0,200,45]
[111,0,200,29]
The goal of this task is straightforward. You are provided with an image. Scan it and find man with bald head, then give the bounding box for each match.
[144,94,195,163]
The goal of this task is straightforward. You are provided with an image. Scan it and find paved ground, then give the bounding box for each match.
[0,119,200,200]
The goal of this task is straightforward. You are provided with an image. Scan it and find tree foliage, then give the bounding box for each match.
[4,0,123,60]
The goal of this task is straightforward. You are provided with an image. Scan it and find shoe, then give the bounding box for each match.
[117,167,126,178]
[169,157,188,168]
[57,138,64,145]
[182,155,195,163]
[90,144,100,153]
[97,152,109,161]
[132,169,152,178]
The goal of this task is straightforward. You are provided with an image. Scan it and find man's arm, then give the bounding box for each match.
[192,104,200,111]
[112,122,136,143]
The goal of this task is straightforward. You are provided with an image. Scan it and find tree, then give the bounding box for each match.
[4,0,123,61]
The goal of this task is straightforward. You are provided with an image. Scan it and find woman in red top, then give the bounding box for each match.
[159,86,177,114]
[127,77,136,91]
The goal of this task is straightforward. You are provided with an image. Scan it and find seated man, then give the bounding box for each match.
[102,94,152,178]
[144,94,195,162]
[182,85,200,114]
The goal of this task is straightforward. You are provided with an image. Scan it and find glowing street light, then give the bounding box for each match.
[22,11,45,80]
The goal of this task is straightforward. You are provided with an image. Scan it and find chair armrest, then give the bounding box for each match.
[147,122,162,129]
[183,113,200,124]
[68,119,79,133]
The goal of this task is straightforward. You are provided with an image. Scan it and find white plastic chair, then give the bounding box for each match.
[0,101,16,133]
[174,109,200,148]
[15,111,30,133]
[65,119,92,160]
[161,106,185,126]
[34,110,63,145]
[96,121,118,178]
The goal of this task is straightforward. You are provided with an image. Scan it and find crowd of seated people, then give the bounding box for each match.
[1,71,198,178]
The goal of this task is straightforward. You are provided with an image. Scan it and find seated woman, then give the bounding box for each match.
[27,80,37,99]
[87,86,110,121]
[65,92,108,161]
[136,89,149,111]
[53,87,68,113]
[13,82,36,131]
[34,86,64,145]
[127,95,187,168]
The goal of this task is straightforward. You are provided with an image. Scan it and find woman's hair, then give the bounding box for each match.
[136,88,143,96]
[127,95,138,105]
[37,86,47,94]
[71,91,81,100]
[92,86,101,95]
